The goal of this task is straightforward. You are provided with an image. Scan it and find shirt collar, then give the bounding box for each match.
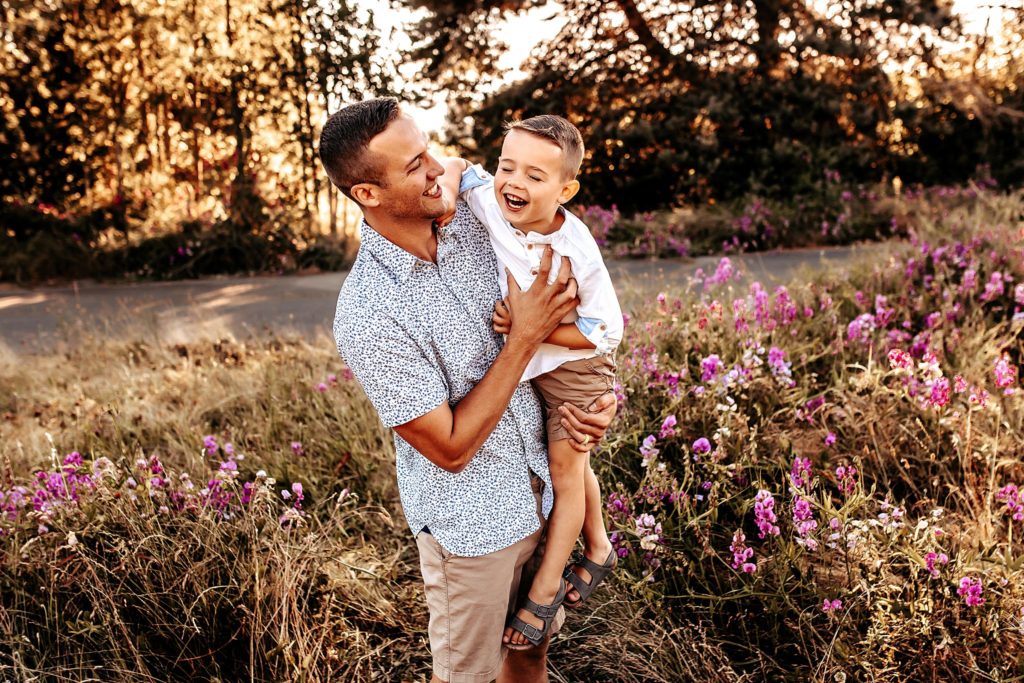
[359,220,431,283]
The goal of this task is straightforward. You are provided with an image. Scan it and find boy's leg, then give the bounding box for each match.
[504,439,586,647]
[567,458,615,604]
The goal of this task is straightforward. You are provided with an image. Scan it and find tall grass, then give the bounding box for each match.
[1,189,1022,680]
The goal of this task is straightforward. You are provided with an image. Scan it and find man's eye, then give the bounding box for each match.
[499,166,512,173]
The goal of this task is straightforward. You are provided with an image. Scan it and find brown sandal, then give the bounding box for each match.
[563,549,617,609]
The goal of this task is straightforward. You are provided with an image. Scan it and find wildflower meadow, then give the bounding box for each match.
[1,186,1022,681]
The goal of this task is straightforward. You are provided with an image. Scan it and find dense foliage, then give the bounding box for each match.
[1,190,1021,680]
[408,0,1024,211]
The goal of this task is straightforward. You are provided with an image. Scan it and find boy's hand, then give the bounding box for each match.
[492,298,511,335]
[560,391,618,452]
[505,247,579,349]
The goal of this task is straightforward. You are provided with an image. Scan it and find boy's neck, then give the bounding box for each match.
[511,205,566,236]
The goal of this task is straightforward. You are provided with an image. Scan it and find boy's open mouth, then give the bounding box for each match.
[503,193,528,211]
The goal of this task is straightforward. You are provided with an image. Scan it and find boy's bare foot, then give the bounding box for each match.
[565,540,615,606]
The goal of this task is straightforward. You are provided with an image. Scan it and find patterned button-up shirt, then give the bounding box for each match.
[333,202,553,557]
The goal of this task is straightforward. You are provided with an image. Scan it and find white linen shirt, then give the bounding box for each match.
[460,165,624,381]
[333,203,553,557]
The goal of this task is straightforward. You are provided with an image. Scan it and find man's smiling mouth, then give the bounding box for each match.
[423,183,441,198]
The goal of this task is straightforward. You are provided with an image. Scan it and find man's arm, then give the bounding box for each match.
[394,247,577,473]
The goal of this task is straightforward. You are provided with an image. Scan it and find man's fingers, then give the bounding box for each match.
[586,391,618,417]
[554,254,572,286]
[535,246,554,284]
[506,268,521,294]
[558,403,604,439]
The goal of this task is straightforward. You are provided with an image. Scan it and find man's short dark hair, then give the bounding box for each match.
[504,115,585,180]
[318,97,400,201]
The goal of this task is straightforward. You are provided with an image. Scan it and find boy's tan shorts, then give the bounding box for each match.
[532,355,617,442]
[415,476,565,683]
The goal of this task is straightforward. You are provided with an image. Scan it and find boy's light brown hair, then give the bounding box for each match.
[504,115,584,181]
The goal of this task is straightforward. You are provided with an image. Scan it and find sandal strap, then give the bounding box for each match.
[507,615,545,646]
[505,578,567,646]
[562,549,617,605]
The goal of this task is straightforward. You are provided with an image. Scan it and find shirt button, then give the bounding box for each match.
[527,244,533,250]
[599,323,607,330]
[515,231,524,237]
[530,268,539,276]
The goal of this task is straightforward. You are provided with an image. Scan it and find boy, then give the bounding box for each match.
[438,115,623,648]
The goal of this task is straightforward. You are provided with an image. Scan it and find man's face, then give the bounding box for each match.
[364,113,447,220]
[493,129,574,231]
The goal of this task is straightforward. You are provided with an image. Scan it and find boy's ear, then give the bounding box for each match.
[558,179,580,204]
[351,183,381,208]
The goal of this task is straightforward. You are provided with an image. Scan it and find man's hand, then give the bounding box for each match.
[504,247,579,350]
[492,298,511,335]
[559,391,618,453]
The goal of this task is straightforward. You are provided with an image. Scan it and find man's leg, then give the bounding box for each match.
[498,636,551,683]
[417,529,540,683]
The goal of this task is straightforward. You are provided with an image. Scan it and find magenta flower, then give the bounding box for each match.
[793,497,818,550]
[659,415,677,439]
[835,464,858,496]
[291,441,304,457]
[790,457,812,490]
[928,377,951,408]
[754,490,780,539]
[692,437,712,456]
[821,598,843,613]
[316,382,328,393]
[341,368,354,381]
[729,529,757,573]
[700,355,722,382]
[291,482,305,510]
[202,435,218,457]
[994,355,1018,394]
[957,576,985,607]
[925,551,949,578]
[996,484,1023,522]
[327,373,338,384]
[640,435,659,468]
[887,349,913,370]
[824,432,836,447]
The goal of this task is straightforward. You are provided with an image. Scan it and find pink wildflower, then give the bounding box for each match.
[925,551,949,578]
[821,598,843,613]
[994,355,1018,394]
[790,457,812,490]
[729,529,757,573]
[659,415,677,439]
[957,577,985,607]
[754,490,780,539]
[836,464,858,496]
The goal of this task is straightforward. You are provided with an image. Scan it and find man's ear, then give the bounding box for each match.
[558,179,580,204]
[351,183,381,208]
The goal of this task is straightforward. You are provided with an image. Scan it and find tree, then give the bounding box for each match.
[404,0,970,210]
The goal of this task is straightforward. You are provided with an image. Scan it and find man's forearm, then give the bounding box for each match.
[442,336,535,470]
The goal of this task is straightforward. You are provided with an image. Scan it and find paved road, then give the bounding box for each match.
[0,243,895,354]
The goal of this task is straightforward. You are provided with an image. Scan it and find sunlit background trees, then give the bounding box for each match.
[1,0,1022,280]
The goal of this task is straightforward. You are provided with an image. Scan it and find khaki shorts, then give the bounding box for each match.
[532,355,617,442]
[415,476,565,683]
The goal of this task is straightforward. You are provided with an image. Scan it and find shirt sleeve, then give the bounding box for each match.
[335,308,448,429]
[459,164,497,222]
[572,256,624,354]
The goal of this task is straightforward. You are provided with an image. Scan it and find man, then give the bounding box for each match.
[320,97,616,683]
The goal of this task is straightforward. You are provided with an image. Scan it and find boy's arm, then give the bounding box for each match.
[493,299,595,350]
[437,157,470,227]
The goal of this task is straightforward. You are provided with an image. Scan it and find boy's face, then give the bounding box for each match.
[493,129,579,231]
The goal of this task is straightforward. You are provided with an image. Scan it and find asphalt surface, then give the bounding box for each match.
[0,243,895,354]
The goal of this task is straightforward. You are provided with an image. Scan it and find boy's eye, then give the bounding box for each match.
[528,176,541,182]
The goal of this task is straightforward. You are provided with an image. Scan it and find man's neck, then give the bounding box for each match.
[364,211,438,263]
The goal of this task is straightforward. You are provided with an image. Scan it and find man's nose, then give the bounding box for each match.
[426,155,444,179]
